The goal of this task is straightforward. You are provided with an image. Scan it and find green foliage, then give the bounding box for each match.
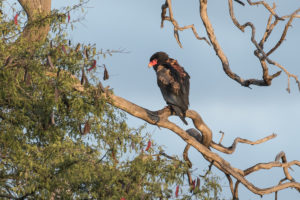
[0,1,221,199]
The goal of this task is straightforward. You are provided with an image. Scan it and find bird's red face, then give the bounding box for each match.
[148,59,158,68]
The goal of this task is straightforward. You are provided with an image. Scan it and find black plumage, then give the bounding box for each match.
[148,52,190,125]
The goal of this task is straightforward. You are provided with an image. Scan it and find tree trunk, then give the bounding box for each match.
[18,0,51,42]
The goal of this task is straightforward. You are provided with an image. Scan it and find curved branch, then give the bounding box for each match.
[200,0,276,88]
[259,3,278,48]
[247,0,284,20]
[228,0,283,86]
[183,143,193,188]
[225,174,234,197]
[266,8,300,56]
[211,133,277,154]
[228,0,300,92]
[244,160,300,176]
[275,151,295,182]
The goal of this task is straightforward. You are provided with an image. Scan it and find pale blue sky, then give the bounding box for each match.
[52,0,300,199]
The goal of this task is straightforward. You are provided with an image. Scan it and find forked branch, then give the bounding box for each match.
[199,0,281,88]
[228,0,300,92]
[160,0,210,47]
[160,0,300,91]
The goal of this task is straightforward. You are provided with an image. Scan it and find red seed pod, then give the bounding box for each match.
[192,179,196,190]
[175,185,179,197]
[14,13,19,25]
[68,12,70,23]
[145,140,151,151]
[88,60,97,71]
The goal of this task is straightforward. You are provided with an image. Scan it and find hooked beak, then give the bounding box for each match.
[148,59,157,68]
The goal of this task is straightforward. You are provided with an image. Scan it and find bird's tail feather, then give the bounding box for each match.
[170,105,188,125]
[180,116,188,125]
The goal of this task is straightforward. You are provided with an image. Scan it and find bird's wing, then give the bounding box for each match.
[180,74,190,109]
[156,66,180,104]
[166,59,190,109]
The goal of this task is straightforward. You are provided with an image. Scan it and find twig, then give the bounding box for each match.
[211,133,277,154]
[247,0,284,20]
[225,174,234,196]
[218,131,224,144]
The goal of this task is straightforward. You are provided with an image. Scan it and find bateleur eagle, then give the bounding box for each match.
[148,52,190,125]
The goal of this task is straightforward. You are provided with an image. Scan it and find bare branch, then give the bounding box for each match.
[247,0,284,20]
[275,178,288,200]
[218,131,225,144]
[183,144,192,168]
[211,133,277,154]
[160,0,210,47]
[200,161,214,178]
[266,8,300,56]
[183,144,194,188]
[233,181,240,200]
[275,151,296,182]
[259,3,278,48]
[228,0,300,91]
[200,0,276,88]
[244,159,300,177]
[225,174,234,197]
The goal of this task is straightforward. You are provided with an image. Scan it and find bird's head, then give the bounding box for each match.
[148,52,169,68]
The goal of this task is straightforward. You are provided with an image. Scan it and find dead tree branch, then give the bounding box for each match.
[211,133,277,154]
[247,0,284,20]
[199,0,279,88]
[160,0,210,47]
[226,174,235,197]
[160,0,299,91]
[228,0,300,92]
